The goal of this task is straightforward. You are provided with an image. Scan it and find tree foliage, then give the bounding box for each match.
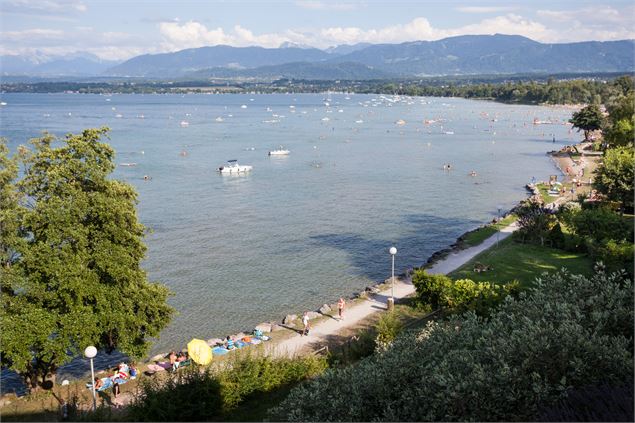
[0,128,174,391]
[569,104,605,141]
[514,197,557,245]
[411,270,518,316]
[604,91,635,148]
[594,146,635,212]
[272,268,633,422]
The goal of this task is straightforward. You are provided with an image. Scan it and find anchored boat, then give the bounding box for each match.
[218,160,253,174]
[268,146,290,156]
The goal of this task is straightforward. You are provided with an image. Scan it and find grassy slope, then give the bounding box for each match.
[449,236,594,287]
[460,215,518,248]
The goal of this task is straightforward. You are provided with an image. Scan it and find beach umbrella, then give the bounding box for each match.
[187,339,213,365]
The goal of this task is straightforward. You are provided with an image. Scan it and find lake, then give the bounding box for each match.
[0,92,575,392]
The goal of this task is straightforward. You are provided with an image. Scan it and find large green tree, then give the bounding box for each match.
[569,104,605,141]
[594,146,635,212]
[1,128,174,391]
[604,92,635,148]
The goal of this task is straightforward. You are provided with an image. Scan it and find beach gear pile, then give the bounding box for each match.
[86,362,137,393]
[211,328,270,356]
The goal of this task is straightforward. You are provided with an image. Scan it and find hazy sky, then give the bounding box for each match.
[1,0,634,60]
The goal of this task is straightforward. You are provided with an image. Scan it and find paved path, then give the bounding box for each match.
[271,223,518,357]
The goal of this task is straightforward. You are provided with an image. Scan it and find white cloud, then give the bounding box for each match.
[158,14,565,51]
[456,6,516,13]
[3,0,87,15]
[1,28,65,42]
[536,6,635,42]
[450,14,558,42]
[295,1,358,11]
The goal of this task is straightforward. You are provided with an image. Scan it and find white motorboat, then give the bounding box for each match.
[268,146,290,156]
[218,160,253,174]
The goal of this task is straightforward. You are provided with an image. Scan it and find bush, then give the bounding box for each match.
[126,353,327,421]
[548,223,566,249]
[412,270,517,316]
[569,207,632,242]
[127,367,222,421]
[374,312,404,350]
[589,240,635,277]
[218,351,327,411]
[411,270,451,309]
[272,268,634,422]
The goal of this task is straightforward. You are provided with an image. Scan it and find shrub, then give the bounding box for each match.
[374,312,404,350]
[411,270,451,309]
[272,268,634,422]
[218,352,327,411]
[569,207,632,242]
[126,353,327,421]
[548,223,566,249]
[127,367,222,421]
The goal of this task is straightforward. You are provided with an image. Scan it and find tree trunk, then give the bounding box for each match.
[583,129,589,141]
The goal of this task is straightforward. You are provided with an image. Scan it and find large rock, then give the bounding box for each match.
[283,314,298,325]
[255,322,273,333]
[306,311,321,319]
[365,286,381,294]
[318,303,331,314]
[150,353,166,362]
[270,323,284,332]
[206,338,223,346]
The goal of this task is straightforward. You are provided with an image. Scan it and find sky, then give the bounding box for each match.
[1,0,634,61]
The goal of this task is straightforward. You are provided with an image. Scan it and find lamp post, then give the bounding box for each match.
[388,246,397,311]
[84,346,97,412]
[496,205,502,247]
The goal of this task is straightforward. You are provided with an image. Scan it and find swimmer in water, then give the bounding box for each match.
[143,175,151,181]
[469,170,477,177]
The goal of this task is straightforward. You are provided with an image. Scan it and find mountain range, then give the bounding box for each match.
[2,34,633,81]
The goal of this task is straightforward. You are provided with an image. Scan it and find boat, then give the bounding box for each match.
[268,146,290,156]
[218,160,253,174]
[215,116,224,122]
[180,121,189,127]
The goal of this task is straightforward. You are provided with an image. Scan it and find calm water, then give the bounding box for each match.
[0,93,575,392]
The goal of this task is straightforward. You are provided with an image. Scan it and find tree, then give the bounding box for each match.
[1,128,174,391]
[604,92,635,148]
[515,197,557,246]
[569,104,605,141]
[594,146,635,212]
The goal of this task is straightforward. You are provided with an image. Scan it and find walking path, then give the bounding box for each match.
[271,223,518,357]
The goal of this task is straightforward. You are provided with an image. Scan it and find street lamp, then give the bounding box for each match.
[84,345,97,412]
[388,246,397,311]
[496,205,502,247]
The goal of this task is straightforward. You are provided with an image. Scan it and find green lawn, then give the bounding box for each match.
[460,215,518,248]
[448,236,594,287]
[536,183,560,204]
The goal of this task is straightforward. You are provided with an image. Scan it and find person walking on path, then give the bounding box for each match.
[337,297,346,321]
[301,311,311,336]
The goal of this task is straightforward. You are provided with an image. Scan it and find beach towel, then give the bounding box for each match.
[249,338,262,345]
[235,340,246,348]
[86,377,113,392]
[212,346,230,355]
[147,362,172,372]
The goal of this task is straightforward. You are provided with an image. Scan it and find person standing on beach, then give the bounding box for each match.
[302,311,310,336]
[337,297,346,320]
